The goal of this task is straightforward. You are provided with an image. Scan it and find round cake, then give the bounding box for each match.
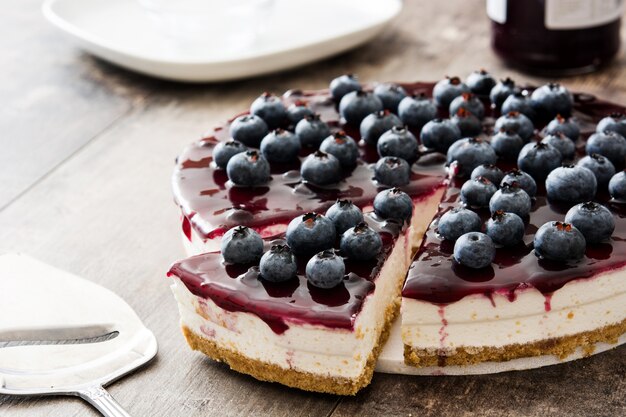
[168,72,626,395]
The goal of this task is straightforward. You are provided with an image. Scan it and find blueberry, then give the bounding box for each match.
[286,100,314,125]
[489,183,532,218]
[330,74,361,102]
[500,169,537,197]
[305,249,345,289]
[446,137,497,178]
[541,132,575,160]
[586,131,626,169]
[260,129,301,163]
[437,207,482,241]
[490,77,518,111]
[471,164,504,185]
[490,129,524,160]
[221,226,263,264]
[377,126,419,161]
[373,188,413,222]
[517,142,562,182]
[230,115,269,147]
[300,150,342,186]
[466,69,497,98]
[530,83,574,119]
[250,92,287,129]
[609,171,626,201]
[449,93,485,119]
[374,83,407,112]
[494,111,535,141]
[577,154,616,188]
[451,108,483,137]
[339,90,384,126]
[486,211,525,247]
[213,140,247,169]
[326,199,364,234]
[565,202,615,244]
[502,92,536,121]
[534,221,586,261]
[340,222,383,261]
[259,244,298,282]
[226,150,271,186]
[545,115,580,141]
[461,176,497,208]
[374,156,411,187]
[286,212,336,256]
[398,94,438,131]
[453,232,495,269]
[420,118,462,153]
[295,114,331,148]
[433,76,470,108]
[320,131,359,166]
[597,113,626,137]
[545,165,597,204]
[360,110,403,146]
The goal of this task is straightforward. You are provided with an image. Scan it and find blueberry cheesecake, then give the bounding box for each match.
[169,74,626,394]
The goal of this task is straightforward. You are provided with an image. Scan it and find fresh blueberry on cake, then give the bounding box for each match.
[374,156,411,187]
[577,154,616,188]
[490,129,524,160]
[494,111,535,141]
[329,74,361,101]
[360,110,402,146]
[420,118,462,153]
[544,114,580,141]
[449,93,485,119]
[295,114,331,148]
[470,164,504,185]
[466,69,497,98]
[489,77,518,111]
[169,75,626,395]
[502,91,537,121]
[486,211,525,247]
[597,112,626,137]
[453,232,495,269]
[230,115,269,147]
[373,83,407,112]
[489,182,532,218]
[397,93,437,131]
[517,141,562,181]
[433,76,470,108]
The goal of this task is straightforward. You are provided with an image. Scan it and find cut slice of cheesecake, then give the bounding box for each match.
[169,211,426,395]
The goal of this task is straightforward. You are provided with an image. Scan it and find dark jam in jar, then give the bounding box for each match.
[488,0,622,75]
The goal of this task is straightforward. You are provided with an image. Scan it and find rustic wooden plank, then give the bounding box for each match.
[331,347,625,417]
[0,0,160,209]
[1,0,626,416]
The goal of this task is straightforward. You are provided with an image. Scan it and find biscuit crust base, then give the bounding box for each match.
[181,297,399,396]
[404,319,626,367]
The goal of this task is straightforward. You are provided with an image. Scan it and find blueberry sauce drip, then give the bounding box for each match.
[169,215,401,334]
[403,91,626,304]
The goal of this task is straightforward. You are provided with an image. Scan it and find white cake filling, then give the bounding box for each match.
[402,266,626,356]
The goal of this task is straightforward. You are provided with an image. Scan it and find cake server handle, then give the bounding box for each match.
[77,385,131,417]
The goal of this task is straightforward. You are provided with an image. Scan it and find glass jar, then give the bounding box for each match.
[487,0,623,75]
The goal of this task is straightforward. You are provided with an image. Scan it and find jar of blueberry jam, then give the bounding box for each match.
[487,0,623,75]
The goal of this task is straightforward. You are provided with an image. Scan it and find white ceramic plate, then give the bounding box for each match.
[43,0,402,82]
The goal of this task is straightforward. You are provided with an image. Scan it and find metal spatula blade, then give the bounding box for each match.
[0,253,157,417]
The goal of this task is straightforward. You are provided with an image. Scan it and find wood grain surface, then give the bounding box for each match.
[1,1,625,416]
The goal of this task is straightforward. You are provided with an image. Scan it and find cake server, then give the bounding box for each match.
[0,253,157,417]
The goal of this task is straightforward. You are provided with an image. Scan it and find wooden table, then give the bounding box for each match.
[2,1,625,416]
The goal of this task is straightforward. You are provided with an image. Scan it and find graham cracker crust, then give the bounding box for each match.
[404,319,626,367]
[181,296,400,395]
